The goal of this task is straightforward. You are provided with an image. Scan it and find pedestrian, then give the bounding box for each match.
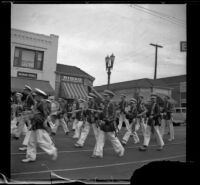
[121,98,138,146]
[21,88,57,162]
[139,93,164,151]
[117,94,129,132]
[160,95,175,141]
[94,90,125,158]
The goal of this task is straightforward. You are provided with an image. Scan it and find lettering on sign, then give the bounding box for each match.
[180,41,187,52]
[17,71,37,79]
[62,75,82,83]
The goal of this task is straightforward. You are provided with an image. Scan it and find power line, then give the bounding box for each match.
[133,5,185,27]
[130,5,186,29]
[134,5,186,24]
[132,4,186,26]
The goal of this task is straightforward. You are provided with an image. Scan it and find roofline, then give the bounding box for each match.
[11,28,59,38]
[56,63,95,81]
[55,71,95,81]
[157,74,186,80]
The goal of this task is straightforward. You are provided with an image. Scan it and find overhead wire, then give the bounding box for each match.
[130,4,186,28]
[134,5,186,24]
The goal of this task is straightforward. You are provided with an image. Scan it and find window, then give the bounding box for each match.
[180,92,186,99]
[176,109,181,113]
[13,47,44,70]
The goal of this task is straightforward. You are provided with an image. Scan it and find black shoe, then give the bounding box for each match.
[121,142,126,146]
[13,136,19,140]
[65,132,69,135]
[51,132,56,136]
[157,146,164,151]
[139,146,147,151]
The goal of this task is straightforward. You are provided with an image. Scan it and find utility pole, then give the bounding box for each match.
[150,43,163,80]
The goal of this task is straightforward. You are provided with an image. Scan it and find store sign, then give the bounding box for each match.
[62,75,82,83]
[17,71,37,79]
[180,41,187,52]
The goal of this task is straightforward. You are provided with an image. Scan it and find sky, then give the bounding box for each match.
[11,4,186,86]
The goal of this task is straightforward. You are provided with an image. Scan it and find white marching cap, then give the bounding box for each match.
[35,88,47,97]
[130,98,137,103]
[16,92,23,97]
[24,85,32,91]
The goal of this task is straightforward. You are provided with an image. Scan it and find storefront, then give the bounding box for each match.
[11,28,58,95]
[55,64,95,101]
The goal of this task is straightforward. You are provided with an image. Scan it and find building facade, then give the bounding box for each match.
[156,75,186,107]
[94,78,172,103]
[11,28,59,94]
[55,64,95,101]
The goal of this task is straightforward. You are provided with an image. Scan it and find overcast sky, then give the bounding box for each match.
[11,4,186,86]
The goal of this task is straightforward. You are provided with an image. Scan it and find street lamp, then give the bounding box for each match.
[105,53,115,89]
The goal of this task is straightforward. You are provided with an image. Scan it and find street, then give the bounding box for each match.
[10,125,186,183]
[11,126,186,181]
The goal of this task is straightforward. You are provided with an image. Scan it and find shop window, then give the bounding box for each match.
[13,47,44,70]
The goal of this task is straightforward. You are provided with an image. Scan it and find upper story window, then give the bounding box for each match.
[13,47,44,70]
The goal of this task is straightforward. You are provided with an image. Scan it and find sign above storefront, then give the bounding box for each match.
[17,71,37,79]
[180,41,186,52]
[62,75,83,83]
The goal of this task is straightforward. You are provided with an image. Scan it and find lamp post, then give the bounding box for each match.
[105,54,115,90]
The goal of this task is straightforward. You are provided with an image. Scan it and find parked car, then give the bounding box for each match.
[172,107,186,126]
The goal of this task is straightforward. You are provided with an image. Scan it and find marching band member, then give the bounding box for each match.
[51,98,69,135]
[117,94,129,132]
[139,94,164,151]
[12,92,25,140]
[74,93,99,148]
[73,99,87,139]
[22,88,57,163]
[18,86,36,151]
[160,95,174,141]
[94,90,124,158]
[121,98,138,146]
[71,99,79,132]
[133,95,147,142]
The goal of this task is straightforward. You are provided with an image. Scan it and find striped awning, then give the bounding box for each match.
[61,82,88,100]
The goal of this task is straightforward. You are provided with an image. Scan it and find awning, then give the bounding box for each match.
[61,82,88,100]
[11,77,55,95]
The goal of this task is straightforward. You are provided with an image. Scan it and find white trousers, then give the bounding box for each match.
[77,122,100,147]
[72,119,78,130]
[52,118,69,134]
[13,116,27,137]
[73,120,84,139]
[118,113,130,131]
[160,119,174,140]
[143,125,164,147]
[160,119,166,138]
[122,119,140,144]
[92,124,101,156]
[76,121,90,146]
[95,130,124,157]
[22,130,32,146]
[26,129,57,160]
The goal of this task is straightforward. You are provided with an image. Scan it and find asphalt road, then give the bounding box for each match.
[10,125,186,183]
